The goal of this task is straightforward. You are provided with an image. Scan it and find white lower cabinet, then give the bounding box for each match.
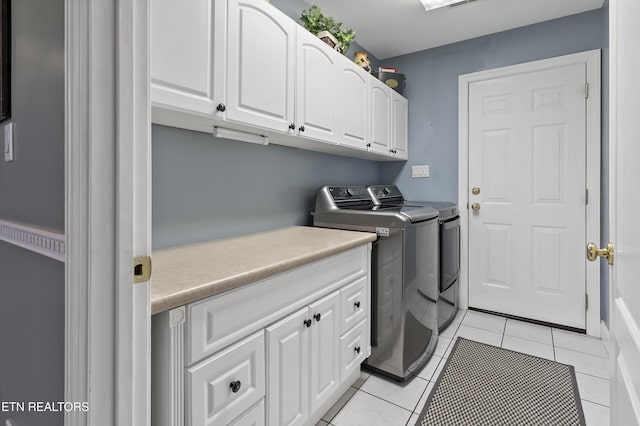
[152,245,372,426]
[187,331,265,426]
[230,400,266,426]
[339,320,367,383]
[266,307,310,426]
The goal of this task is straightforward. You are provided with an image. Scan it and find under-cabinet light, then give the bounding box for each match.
[212,127,269,146]
[419,0,477,11]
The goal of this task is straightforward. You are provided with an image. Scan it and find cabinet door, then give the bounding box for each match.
[150,0,225,117]
[227,0,295,133]
[339,320,367,383]
[266,307,310,426]
[186,331,265,426]
[339,276,367,334]
[308,291,341,414]
[338,56,369,150]
[295,28,339,143]
[229,400,265,426]
[391,91,409,160]
[370,79,392,155]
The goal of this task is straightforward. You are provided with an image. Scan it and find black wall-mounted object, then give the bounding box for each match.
[0,0,10,122]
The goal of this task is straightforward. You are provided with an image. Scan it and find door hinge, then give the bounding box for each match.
[586,188,589,205]
[134,256,152,284]
[585,294,589,311]
[585,82,590,99]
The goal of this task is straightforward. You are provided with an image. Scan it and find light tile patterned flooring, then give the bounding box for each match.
[317,310,611,426]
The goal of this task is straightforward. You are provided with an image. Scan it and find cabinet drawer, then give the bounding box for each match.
[188,245,368,364]
[340,276,367,334]
[339,320,367,383]
[229,399,265,426]
[187,331,265,426]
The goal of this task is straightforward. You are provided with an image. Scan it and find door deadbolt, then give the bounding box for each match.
[472,187,480,195]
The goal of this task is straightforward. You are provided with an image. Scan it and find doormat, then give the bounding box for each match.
[415,337,586,426]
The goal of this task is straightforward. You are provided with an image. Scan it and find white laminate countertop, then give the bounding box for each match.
[151,226,376,315]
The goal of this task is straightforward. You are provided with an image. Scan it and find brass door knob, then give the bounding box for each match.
[471,203,481,212]
[472,186,480,195]
[586,242,614,265]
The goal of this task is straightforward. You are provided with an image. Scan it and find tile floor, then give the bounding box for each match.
[317,309,611,426]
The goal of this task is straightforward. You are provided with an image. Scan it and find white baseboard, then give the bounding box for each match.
[600,320,614,359]
[601,320,610,341]
[0,219,65,262]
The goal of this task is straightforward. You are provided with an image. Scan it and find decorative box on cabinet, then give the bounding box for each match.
[151,244,372,426]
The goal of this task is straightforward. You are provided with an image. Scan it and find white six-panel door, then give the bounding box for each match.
[609,0,640,423]
[468,63,587,329]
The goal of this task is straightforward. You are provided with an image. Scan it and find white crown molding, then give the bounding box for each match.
[0,219,65,262]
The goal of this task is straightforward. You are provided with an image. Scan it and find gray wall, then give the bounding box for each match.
[0,0,65,230]
[0,0,65,424]
[378,9,609,322]
[152,0,382,249]
[0,242,65,426]
[379,9,606,200]
[153,125,379,248]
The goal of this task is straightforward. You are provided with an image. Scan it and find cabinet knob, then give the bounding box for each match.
[354,301,361,309]
[289,123,295,130]
[216,103,226,112]
[366,143,371,148]
[354,346,361,354]
[314,313,321,322]
[299,125,305,132]
[304,319,312,328]
[229,380,242,393]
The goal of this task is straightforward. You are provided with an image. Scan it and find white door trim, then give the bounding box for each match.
[458,50,602,336]
[65,0,151,424]
[64,0,90,424]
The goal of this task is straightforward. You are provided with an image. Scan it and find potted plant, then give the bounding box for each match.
[300,5,356,54]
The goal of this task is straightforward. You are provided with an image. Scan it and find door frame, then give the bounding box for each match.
[457,50,601,336]
[65,0,151,424]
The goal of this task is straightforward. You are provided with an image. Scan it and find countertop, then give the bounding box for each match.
[151,226,376,315]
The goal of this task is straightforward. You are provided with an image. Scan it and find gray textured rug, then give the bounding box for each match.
[416,337,586,426]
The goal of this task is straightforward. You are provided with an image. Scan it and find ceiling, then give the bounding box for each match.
[305,0,605,59]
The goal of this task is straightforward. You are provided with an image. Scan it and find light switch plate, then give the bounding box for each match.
[412,164,429,178]
[4,122,13,162]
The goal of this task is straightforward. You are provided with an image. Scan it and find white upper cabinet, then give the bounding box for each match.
[337,55,369,150]
[391,90,409,160]
[295,27,339,143]
[150,0,409,161]
[226,0,296,133]
[150,0,225,118]
[370,78,392,155]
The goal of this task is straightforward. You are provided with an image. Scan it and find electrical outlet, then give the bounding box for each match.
[412,164,430,178]
[4,122,13,162]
